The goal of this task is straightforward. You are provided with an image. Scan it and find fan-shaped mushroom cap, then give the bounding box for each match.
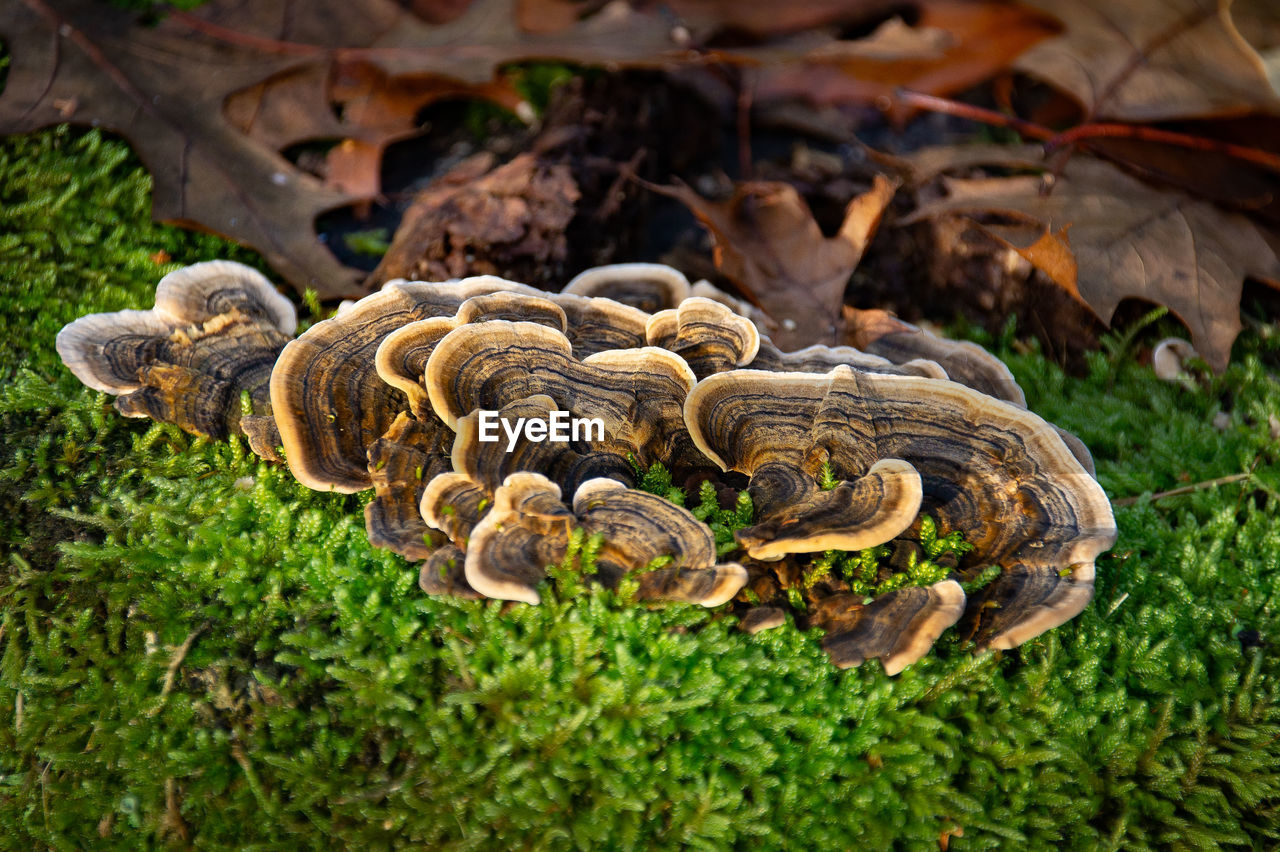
[964,562,1095,651]
[152,260,296,335]
[562,263,691,313]
[375,292,567,418]
[690,280,771,326]
[364,412,452,561]
[419,544,480,598]
[571,478,749,607]
[849,309,1026,407]
[56,262,294,444]
[543,292,651,357]
[748,339,945,380]
[686,366,1116,648]
[451,395,634,495]
[684,369,924,560]
[646,297,760,379]
[738,606,787,635]
[464,473,575,604]
[420,472,491,547]
[425,320,701,471]
[814,580,966,675]
[269,276,539,492]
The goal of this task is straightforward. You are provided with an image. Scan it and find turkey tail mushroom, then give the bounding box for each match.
[55,261,294,450]
[562,263,691,313]
[686,365,1116,650]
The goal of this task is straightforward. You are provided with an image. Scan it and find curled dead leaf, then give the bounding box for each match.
[657,175,899,349]
[906,148,1280,370]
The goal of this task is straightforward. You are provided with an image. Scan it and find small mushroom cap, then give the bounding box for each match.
[375,292,567,418]
[815,579,966,675]
[849,310,1026,407]
[646,297,761,379]
[562,263,691,313]
[544,292,650,357]
[240,414,284,462]
[687,366,1115,576]
[420,472,492,547]
[451,394,634,495]
[734,458,923,560]
[270,276,539,492]
[464,473,574,605]
[571,478,749,607]
[965,562,1095,651]
[738,606,787,635]
[153,260,296,336]
[425,320,699,471]
[419,544,480,598]
[1152,337,1199,381]
[364,412,452,561]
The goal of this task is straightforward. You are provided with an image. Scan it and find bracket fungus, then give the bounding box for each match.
[562,262,692,313]
[269,276,540,492]
[686,366,1116,650]
[425,319,702,473]
[55,261,295,451]
[463,473,748,607]
[59,259,1117,676]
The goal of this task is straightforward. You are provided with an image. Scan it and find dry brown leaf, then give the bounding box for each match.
[1015,0,1280,121]
[908,150,1280,369]
[367,152,579,287]
[0,0,684,298]
[752,1,1059,121]
[660,176,898,349]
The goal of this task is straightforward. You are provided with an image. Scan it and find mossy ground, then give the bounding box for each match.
[2,127,1279,849]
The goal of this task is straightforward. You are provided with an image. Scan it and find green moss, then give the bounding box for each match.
[1,126,1279,848]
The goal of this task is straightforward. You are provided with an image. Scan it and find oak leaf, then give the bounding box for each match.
[660,176,898,349]
[907,149,1280,370]
[0,0,684,298]
[1014,0,1280,121]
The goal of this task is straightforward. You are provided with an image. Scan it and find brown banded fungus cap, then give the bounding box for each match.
[365,412,453,561]
[269,276,539,492]
[848,309,1099,475]
[561,263,691,313]
[56,261,295,447]
[375,292,568,419]
[419,544,479,598]
[686,366,1117,650]
[425,320,703,473]
[748,339,946,381]
[572,478,748,607]
[450,394,635,496]
[684,369,924,561]
[811,580,966,675]
[460,473,748,607]
[645,297,760,379]
[847,308,1027,407]
[543,292,650,357]
[464,473,576,604]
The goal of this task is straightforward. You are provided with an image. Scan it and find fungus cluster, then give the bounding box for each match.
[58,260,1116,675]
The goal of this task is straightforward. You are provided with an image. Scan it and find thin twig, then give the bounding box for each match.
[1045,124,1280,172]
[1114,473,1251,507]
[149,623,207,715]
[893,89,1280,173]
